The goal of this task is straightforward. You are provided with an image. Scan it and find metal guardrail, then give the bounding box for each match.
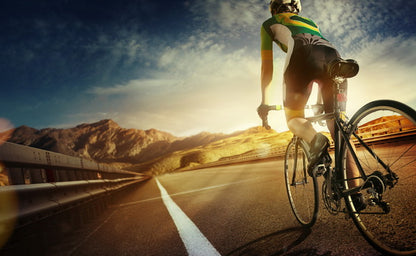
[356,116,415,138]
[0,142,150,230]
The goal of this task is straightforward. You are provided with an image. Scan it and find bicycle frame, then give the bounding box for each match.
[313,80,398,198]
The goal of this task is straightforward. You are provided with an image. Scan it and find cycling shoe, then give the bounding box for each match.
[308,133,330,176]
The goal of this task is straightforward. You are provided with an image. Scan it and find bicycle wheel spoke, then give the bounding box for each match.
[390,143,415,168]
[400,173,416,182]
[395,158,416,172]
[342,100,416,255]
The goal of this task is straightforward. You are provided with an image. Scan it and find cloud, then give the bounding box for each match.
[346,35,416,115]
[83,30,264,135]
[76,1,416,136]
[302,0,413,54]
[88,79,177,96]
[188,0,269,37]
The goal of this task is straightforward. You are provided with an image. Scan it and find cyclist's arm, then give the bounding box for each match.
[260,25,274,105]
[261,59,273,105]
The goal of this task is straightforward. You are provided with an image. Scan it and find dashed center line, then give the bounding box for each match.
[156,178,221,256]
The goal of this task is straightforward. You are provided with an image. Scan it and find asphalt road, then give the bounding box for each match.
[46,160,387,256]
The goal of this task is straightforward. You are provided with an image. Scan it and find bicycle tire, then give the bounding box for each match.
[342,100,416,255]
[284,138,319,227]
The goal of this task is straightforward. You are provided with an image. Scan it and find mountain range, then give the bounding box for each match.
[7,119,287,174]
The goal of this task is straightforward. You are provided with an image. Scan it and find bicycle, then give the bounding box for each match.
[260,59,416,255]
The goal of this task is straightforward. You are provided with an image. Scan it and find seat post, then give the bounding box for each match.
[328,58,358,121]
[335,81,347,118]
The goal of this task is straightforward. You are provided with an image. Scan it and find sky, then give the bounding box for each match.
[0,0,415,137]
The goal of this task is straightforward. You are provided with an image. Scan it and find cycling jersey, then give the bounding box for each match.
[261,13,332,57]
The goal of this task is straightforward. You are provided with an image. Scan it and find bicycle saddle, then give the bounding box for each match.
[327,58,359,79]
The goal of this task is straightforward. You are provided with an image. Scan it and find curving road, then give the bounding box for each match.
[46,160,385,256]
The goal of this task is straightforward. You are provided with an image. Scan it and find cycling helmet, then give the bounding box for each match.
[269,0,301,15]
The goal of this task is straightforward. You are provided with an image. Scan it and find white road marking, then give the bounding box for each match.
[156,178,221,256]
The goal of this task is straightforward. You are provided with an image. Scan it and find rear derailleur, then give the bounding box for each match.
[361,171,391,214]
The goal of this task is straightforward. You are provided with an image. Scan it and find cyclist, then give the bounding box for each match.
[257,0,365,209]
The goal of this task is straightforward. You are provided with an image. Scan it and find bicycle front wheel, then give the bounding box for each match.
[284,138,319,227]
[342,100,416,255]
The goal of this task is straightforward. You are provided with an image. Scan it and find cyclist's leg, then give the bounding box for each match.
[285,106,315,144]
[284,85,319,144]
[322,77,361,188]
[284,84,330,171]
[283,43,318,144]
[326,119,360,188]
[284,43,330,163]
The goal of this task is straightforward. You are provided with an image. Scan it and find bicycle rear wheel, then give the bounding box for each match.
[284,138,319,227]
[342,100,416,255]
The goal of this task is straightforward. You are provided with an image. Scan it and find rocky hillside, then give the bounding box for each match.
[5,119,291,175]
[125,127,293,175]
[6,119,236,169]
[8,120,174,164]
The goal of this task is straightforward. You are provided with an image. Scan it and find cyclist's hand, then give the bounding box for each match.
[257,104,270,119]
[257,104,272,130]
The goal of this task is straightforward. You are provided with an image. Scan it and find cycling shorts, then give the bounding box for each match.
[283,34,347,121]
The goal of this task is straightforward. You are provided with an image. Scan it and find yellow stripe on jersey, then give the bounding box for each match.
[276,13,321,34]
